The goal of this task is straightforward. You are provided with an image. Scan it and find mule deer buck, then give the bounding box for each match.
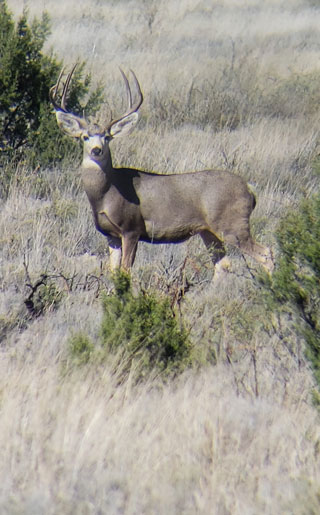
[50,66,273,274]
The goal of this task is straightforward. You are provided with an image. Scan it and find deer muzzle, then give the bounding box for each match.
[91,147,102,156]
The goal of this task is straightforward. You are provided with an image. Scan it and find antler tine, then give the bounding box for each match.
[107,68,143,130]
[49,67,65,110]
[129,69,143,112]
[61,64,77,112]
[49,64,77,113]
[119,67,133,110]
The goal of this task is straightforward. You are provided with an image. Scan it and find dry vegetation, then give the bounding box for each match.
[1,0,320,513]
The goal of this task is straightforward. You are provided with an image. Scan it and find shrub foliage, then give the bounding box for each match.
[263,192,320,388]
[0,1,103,173]
[69,272,192,383]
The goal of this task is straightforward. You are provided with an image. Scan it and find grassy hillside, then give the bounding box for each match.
[1,0,320,513]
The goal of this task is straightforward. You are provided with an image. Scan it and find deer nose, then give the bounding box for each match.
[91,146,102,156]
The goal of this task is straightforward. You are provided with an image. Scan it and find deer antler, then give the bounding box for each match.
[106,69,143,131]
[49,64,78,113]
[50,65,143,127]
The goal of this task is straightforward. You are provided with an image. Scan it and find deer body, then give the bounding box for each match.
[83,165,253,242]
[51,67,273,273]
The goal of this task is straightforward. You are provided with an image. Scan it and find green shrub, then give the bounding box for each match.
[99,272,192,382]
[67,272,192,383]
[68,332,94,366]
[262,192,320,388]
[0,1,104,180]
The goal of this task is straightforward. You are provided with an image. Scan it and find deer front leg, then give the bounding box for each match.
[121,234,139,271]
[200,230,226,265]
[107,237,122,270]
[109,246,122,270]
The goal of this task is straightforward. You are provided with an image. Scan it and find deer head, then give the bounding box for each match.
[49,65,143,164]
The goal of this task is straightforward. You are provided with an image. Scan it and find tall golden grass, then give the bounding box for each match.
[1,0,320,513]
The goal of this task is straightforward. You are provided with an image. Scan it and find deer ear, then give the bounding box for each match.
[109,112,139,138]
[55,111,86,138]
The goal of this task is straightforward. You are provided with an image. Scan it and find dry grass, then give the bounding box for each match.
[1,0,320,513]
[0,331,319,514]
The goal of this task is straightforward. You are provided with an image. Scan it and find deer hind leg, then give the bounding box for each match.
[238,237,274,273]
[223,222,274,273]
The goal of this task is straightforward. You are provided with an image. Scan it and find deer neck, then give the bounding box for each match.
[81,151,114,205]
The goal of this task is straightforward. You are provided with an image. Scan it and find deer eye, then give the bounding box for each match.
[82,134,89,141]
